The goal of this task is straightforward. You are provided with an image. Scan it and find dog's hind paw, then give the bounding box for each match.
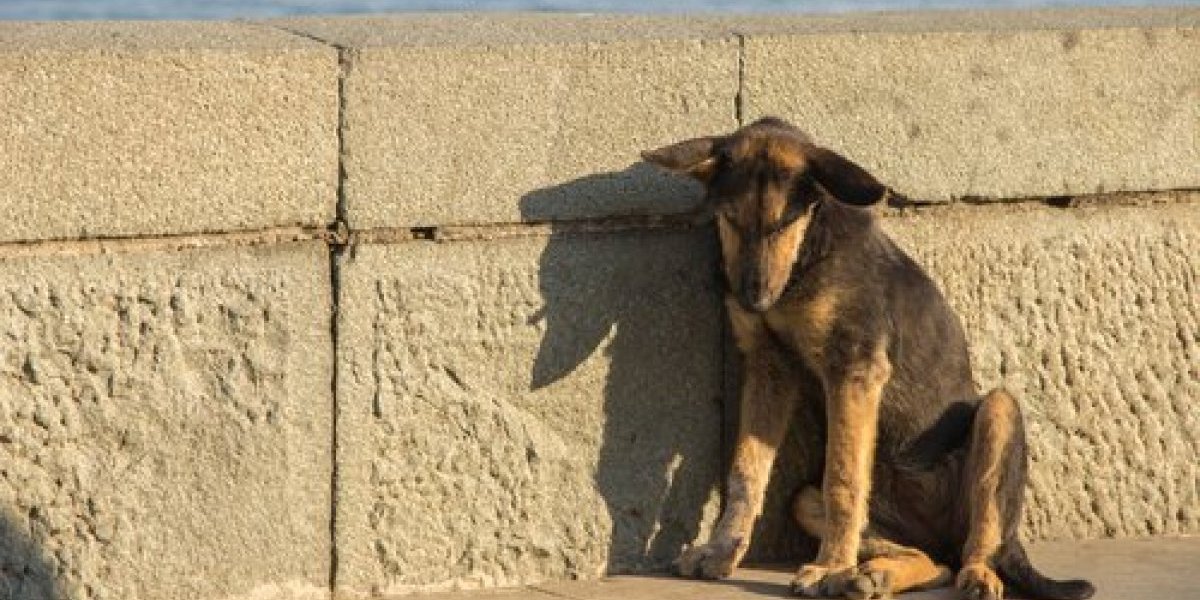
[845,566,893,600]
[791,563,857,597]
[674,538,741,580]
[956,564,1003,600]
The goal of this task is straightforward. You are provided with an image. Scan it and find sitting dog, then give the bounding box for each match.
[642,118,1095,600]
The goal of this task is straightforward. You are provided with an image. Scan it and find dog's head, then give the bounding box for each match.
[643,117,886,313]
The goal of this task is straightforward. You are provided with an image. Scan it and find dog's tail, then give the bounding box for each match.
[995,540,1095,600]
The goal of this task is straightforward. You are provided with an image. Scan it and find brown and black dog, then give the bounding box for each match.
[643,118,1095,600]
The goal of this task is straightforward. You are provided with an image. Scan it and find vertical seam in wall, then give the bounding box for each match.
[264,23,353,594]
[327,45,353,596]
[735,32,746,127]
[327,238,344,596]
[334,49,352,223]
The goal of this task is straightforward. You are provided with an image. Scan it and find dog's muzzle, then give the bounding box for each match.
[739,278,777,313]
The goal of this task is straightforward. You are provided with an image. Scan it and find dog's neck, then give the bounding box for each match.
[794,198,880,273]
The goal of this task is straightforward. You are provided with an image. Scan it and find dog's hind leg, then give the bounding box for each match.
[958,390,1096,600]
[956,389,1025,600]
[792,487,952,599]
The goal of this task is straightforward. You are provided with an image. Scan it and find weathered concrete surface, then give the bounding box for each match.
[275,14,738,227]
[749,199,1199,560]
[0,242,332,600]
[373,536,1200,600]
[336,231,723,596]
[895,200,1200,541]
[0,21,338,243]
[741,9,1200,201]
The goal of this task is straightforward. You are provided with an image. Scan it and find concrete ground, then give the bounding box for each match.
[402,537,1197,600]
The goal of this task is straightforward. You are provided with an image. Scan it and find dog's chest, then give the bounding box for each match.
[762,293,839,366]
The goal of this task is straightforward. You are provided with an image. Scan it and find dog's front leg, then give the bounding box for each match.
[792,346,891,597]
[677,319,799,580]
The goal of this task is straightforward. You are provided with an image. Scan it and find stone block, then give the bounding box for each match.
[336,230,723,595]
[0,21,339,242]
[741,9,1200,201]
[0,242,332,599]
[275,14,739,227]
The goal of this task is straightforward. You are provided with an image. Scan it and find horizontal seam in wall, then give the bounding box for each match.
[898,186,1200,209]
[356,213,710,244]
[0,225,342,259]
[0,186,1196,257]
[350,186,1200,245]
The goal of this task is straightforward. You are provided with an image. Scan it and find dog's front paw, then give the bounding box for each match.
[674,538,742,580]
[956,564,1003,600]
[791,562,857,597]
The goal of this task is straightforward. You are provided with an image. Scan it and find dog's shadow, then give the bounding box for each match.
[0,509,65,599]
[520,163,719,574]
[519,163,822,575]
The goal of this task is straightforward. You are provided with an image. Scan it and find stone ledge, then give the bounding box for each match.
[3,10,1197,239]
[278,8,1198,228]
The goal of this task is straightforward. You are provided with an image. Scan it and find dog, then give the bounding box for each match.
[642,118,1095,600]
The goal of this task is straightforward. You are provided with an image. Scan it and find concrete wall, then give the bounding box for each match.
[0,9,1196,599]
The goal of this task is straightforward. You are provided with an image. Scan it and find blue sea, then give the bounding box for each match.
[1,0,1196,21]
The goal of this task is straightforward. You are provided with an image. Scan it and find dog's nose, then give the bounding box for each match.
[749,296,774,313]
[739,269,776,312]
[739,289,774,313]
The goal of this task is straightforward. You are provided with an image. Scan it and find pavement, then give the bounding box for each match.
[396,536,1197,600]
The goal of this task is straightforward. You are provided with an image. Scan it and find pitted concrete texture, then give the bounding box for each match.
[891,201,1199,541]
[0,21,338,243]
[275,15,738,227]
[368,536,1200,599]
[742,10,1200,201]
[745,199,1199,560]
[0,242,331,600]
[336,232,724,596]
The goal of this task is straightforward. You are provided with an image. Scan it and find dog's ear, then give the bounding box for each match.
[806,146,887,206]
[641,137,720,182]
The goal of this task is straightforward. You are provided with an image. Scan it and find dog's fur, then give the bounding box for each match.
[643,118,1094,600]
